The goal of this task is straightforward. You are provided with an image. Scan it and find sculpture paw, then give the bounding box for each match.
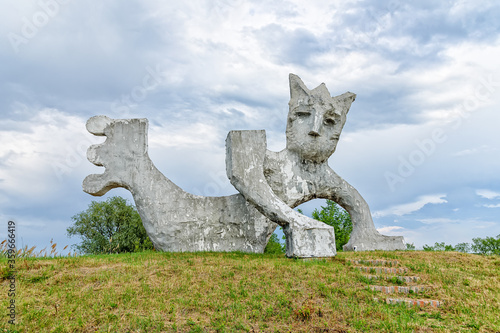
[343,232,405,251]
[83,116,149,196]
[284,224,337,258]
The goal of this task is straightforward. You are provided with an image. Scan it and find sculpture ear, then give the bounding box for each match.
[289,74,310,101]
[339,92,356,103]
[337,92,356,114]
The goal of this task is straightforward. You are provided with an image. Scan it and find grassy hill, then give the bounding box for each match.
[1,250,499,332]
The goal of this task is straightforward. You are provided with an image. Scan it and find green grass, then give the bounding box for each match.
[1,250,499,332]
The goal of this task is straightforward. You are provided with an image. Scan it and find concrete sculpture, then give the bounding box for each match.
[83,74,405,257]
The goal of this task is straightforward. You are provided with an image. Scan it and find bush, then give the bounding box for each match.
[67,196,154,254]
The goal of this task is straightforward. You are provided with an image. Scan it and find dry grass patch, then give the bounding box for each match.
[0,251,498,332]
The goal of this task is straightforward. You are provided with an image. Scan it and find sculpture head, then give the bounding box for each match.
[286,74,356,163]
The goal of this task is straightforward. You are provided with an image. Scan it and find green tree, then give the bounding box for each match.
[454,242,471,253]
[67,196,154,254]
[405,242,416,250]
[264,232,286,254]
[471,234,500,255]
[311,200,352,251]
[423,242,454,251]
[422,244,434,251]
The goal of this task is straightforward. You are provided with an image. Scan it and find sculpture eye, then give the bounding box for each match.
[296,111,311,117]
[323,118,335,126]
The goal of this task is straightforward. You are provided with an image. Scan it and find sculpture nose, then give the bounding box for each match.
[309,112,322,137]
[308,130,320,137]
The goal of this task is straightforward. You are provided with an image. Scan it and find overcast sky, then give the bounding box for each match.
[1,0,499,252]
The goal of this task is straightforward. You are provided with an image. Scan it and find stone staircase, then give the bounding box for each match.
[364,274,420,283]
[347,258,442,308]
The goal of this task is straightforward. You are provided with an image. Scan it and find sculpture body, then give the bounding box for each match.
[83,74,405,257]
[83,117,276,253]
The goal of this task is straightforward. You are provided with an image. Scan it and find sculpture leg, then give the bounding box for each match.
[319,172,405,252]
[226,130,336,258]
[340,191,405,251]
[283,224,336,258]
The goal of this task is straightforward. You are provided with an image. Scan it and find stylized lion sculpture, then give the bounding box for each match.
[83,74,405,257]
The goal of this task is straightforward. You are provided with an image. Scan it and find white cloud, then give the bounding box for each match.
[417,218,459,225]
[149,122,222,150]
[484,204,500,208]
[2,0,500,251]
[452,149,476,157]
[476,189,500,200]
[0,107,99,197]
[374,194,448,217]
[471,221,497,229]
[398,219,498,248]
[451,145,495,157]
[377,226,404,234]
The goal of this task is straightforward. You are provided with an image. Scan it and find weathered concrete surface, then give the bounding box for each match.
[83,116,277,253]
[226,130,336,258]
[83,73,405,257]
[265,74,405,252]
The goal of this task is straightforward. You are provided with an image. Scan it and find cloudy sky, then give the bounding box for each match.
[1,0,499,252]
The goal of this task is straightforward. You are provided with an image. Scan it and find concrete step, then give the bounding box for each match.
[375,297,442,308]
[370,285,427,294]
[355,266,409,274]
[364,274,420,283]
[348,259,399,267]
